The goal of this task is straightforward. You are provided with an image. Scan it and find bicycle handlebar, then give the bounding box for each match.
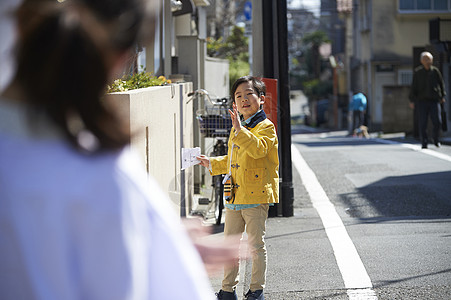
[187,89,229,106]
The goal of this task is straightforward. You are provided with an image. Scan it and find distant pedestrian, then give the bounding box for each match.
[197,76,279,300]
[349,92,367,133]
[409,51,446,148]
[0,0,214,299]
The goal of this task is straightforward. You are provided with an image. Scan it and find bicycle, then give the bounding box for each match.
[188,89,232,225]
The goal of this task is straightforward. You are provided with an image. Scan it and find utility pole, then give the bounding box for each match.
[260,0,294,217]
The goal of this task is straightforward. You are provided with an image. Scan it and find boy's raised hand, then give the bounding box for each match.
[228,102,242,133]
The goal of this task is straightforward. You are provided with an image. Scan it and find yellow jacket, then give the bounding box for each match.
[210,115,279,205]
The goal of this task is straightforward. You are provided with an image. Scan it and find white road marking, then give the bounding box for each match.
[347,288,378,299]
[375,139,451,163]
[291,144,378,299]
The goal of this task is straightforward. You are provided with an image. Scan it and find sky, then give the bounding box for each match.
[288,0,321,16]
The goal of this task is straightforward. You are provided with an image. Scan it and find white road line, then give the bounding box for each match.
[291,144,378,299]
[375,139,451,163]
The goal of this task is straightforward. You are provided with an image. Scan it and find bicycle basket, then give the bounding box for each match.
[197,108,232,137]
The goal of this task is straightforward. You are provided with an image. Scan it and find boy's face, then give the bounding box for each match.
[234,81,264,120]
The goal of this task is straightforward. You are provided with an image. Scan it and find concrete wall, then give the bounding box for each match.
[382,85,412,133]
[205,57,230,98]
[178,36,205,91]
[106,82,194,216]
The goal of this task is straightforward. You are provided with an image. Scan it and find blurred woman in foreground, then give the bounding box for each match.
[0,0,215,298]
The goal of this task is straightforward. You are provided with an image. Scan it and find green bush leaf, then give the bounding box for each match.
[107,70,171,93]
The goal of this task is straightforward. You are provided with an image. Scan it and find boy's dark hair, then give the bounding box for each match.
[231,76,266,103]
[14,0,155,153]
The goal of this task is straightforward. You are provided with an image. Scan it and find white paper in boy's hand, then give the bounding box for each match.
[181,147,201,170]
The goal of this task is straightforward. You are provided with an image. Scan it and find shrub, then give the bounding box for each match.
[108,71,171,93]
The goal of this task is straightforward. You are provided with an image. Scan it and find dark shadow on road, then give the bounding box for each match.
[340,171,451,220]
[373,268,451,288]
[265,226,326,240]
[293,138,382,147]
[355,216,451,224]
[291,125,331,135]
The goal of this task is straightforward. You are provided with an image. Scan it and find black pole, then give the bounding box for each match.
[276,0,294,217]
[262,0,277,217]
[262,1,274,77]
[262,0,293,217]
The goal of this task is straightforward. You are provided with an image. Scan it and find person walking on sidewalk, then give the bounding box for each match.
[197,76,279,300]
[0,0,214,299]
[409,51,446,148]
[349,92,367,133]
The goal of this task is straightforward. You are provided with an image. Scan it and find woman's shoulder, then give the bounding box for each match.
[0,134,143,204]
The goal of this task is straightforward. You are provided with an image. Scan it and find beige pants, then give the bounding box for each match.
[222,204,269,292]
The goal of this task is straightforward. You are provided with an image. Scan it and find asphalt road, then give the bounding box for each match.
[209,132,451,299]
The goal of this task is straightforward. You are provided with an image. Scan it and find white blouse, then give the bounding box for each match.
[0,100,213,299]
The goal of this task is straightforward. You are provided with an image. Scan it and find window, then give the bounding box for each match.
[418,0,431,9]
[398,70,413,86]
[399,0,450,11]
[400,0,414,9]
[435,0,449,9]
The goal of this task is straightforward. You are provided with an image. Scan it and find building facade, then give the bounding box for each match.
[350,0,451,131]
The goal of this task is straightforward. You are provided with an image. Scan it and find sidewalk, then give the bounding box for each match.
[441,128,451,145]
[206,166,348,299]
[376,128,451,146]
[204,131,348,299]
[203,125,451,299]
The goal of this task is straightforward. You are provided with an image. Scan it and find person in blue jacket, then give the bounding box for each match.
[349,92,367,131]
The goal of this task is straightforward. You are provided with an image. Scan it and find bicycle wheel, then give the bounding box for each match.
[213,175,224,225]
[211,139,227,225]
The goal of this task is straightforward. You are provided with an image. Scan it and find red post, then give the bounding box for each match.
[261,78,278,133]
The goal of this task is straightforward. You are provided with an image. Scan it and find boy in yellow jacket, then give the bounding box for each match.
[197,76,279,300]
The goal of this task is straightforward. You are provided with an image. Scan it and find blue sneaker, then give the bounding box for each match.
[244,289,264,300]
[216,289,238,300]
